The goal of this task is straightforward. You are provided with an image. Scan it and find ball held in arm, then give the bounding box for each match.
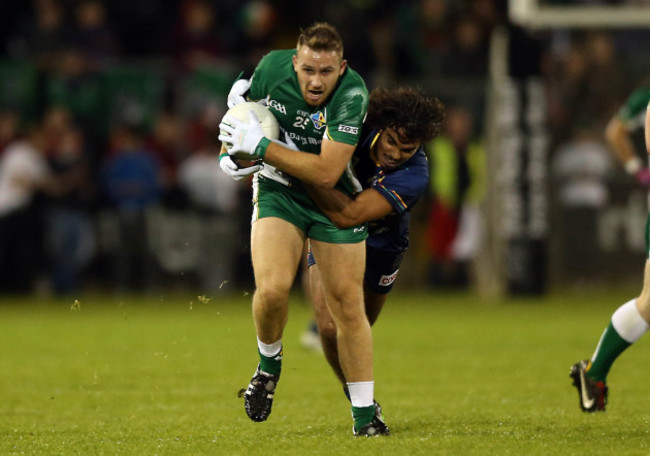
[218,102,279,160]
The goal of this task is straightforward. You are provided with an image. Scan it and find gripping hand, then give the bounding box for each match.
[219,153,263,182]
[219,110,271,161]
[227,78,251,108]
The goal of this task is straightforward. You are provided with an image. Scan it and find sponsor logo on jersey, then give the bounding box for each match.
[338,124,358,134]
[268,99,287,115]
[378,269,399,287]
[310,111,326,129]
[353,226,366,233]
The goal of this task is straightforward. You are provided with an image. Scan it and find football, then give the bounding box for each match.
[220,101,280,159]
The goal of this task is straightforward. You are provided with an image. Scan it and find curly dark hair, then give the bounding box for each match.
[365,87,445,144]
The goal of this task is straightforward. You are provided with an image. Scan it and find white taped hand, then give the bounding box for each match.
[218,111,266,160]
[219,154,263,182]
[227,78,251,108]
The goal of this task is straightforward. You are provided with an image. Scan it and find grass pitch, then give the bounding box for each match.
[1,286,650,455]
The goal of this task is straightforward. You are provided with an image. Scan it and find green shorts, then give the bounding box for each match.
[252,176,368,244]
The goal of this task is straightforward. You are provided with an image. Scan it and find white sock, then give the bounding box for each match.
[611,299,650,343]
[347,381,374,408]
[257,338,282,357]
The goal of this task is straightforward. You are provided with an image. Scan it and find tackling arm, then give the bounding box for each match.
[306,185,393,229]
[263,138,355,188]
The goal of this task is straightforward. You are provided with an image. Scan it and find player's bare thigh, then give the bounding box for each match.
[309,240,366,317]
[251,217,306,296]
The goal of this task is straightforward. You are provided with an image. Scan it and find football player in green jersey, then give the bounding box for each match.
[570,88,650,412]
[218,23,386,436]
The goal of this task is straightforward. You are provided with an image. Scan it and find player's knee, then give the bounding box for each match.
[255,285,290,310]
[331,302,367,329]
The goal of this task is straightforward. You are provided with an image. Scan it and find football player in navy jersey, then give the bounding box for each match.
[304,87,445,397]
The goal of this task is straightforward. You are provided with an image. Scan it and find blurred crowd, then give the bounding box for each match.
[0,0,649,295]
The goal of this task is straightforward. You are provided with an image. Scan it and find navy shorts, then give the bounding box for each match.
[307,246,403,295]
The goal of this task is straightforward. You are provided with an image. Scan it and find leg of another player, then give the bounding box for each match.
[309,262,346,385]
[309,239,376,431]
[363,283,387,327]
[251,217,306,373]
[587,258,650,383]
[311,264,387,390]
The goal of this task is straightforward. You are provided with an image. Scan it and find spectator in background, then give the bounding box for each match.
[41,106,73,156]
[234,0,279,74]
[45,47,105,144]
[426,105,485,288]
[45,126,96,294]
[69,0,119,69]
[551,128,613,279]
[100,123,162,292]
[582,31,626,128]
[10,0,69,72]
[545,43,589,147]
[468,0,500,34]
[146,111,187,206]
[0,110,20,156]
[168,0,229,75]
[177,124,240,291]
[440,15,489,77]
[545,31,627,146]
[184,103,223,158]
[393,0,450,78]
[0,121,80,293]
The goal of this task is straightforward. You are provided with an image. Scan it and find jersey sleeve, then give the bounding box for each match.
[371,164,428,215]
[324,73,368,146]
[248,51,290,102]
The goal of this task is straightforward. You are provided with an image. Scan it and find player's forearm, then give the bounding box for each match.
[305,185,358,228]
[263,141,345,188]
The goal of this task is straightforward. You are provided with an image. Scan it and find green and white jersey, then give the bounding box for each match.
[617,86,650,132]
[247,49,368,196]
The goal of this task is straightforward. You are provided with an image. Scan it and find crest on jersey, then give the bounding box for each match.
[310,111,326,129]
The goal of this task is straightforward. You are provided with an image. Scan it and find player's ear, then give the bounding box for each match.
[292,54,298,71]
[339,59,347,76]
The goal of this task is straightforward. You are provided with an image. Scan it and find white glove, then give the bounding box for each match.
[219,153,263,182]
[227,78,251,108]
[219,110,270,161]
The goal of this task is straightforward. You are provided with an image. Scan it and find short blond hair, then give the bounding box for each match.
[296,22,344,57]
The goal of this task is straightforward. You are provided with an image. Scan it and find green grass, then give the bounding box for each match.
[1,287,650,455]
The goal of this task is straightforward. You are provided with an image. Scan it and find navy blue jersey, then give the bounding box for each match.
[353,125,430,253]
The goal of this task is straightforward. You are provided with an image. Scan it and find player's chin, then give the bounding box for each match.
[380,157,399,170]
